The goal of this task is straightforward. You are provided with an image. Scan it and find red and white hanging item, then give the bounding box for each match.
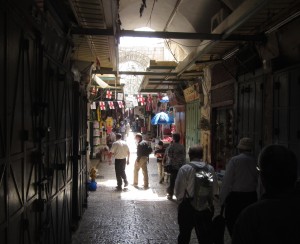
[108,101,115,109]
[117,101,124,108]
[147,94,153,103]
[106,90,112,99]
[99,101,106,110]
[137,94,143,102]
[145,95,152,111]
[157,92,163,100]
[140,97,145,106]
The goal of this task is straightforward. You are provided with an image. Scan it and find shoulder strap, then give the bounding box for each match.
[188,162,208,171]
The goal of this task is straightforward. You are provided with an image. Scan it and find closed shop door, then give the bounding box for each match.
[236,73,265,156]
[186,101,200,150]
[211,107,234,171]
[273,65,300,177]
[0,4,87,244]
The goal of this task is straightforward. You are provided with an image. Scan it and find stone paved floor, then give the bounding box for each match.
[72,132,231,244]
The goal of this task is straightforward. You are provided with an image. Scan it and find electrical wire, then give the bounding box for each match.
[164,39,178,62]
[146,0,157,27]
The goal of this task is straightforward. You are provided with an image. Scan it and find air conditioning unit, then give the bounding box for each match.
[211,8,229,32]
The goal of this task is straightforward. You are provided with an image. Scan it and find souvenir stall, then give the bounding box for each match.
[89,89,125,160]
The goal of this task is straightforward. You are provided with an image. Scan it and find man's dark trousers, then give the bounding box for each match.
[167,168,179,197]
[178,200,213,244]
[115,158,127,187]
[224,191,257,236]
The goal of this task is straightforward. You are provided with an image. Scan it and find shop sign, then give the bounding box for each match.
[183,84,199,102]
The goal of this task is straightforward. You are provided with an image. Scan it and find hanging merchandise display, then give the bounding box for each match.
[99,101,106,110]
[118,101,124,108]
[117,93,124,100]
[106,116,113,134]
[146,94,152,111]
[108,101,115,109]
[91,102,96,109]
[140,97,145,105]
[137,94,143,102]
[152,96,158,113]
[97,106,101,121]
[106,90,112,99]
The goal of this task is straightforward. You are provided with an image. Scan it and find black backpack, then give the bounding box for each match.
[141,141,152,156]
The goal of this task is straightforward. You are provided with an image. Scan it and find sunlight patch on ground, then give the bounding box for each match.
[97,179,117,187]
[97,179,170,201]
[120,187,169,202]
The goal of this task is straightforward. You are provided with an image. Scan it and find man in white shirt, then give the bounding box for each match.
[175,145,219,244]
[109,133,130,191]
[219,137,258,236]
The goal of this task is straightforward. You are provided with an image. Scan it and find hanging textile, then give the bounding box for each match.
[140,97,145,106]
[90,102,96,109]
[137,94,143,102]
[106,90,112,99]
[97,106,101,121]
[99,101,106,110]
[108,101,115,109]
[146,95,152,111]
[117,101,124,108]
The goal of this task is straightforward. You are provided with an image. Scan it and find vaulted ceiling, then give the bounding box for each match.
[56,0,300,92]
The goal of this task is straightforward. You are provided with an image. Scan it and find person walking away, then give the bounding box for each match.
[119,121,126,140]
[109,133,130,191]
[165,133,186,200]
[133,133,151,189]
[107,129,116,149]
[232,145,300,244]
[125,121,131,139]
[175,145,219,244]
[219,137,258,236]
[154,140,166,183]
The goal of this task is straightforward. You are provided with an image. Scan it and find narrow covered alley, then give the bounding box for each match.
[1,1,300,244]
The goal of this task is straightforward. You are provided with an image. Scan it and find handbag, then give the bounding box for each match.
[212,205,225,244]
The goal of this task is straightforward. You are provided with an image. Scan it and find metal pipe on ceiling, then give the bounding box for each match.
[148,78,189,82]
[140,89,172,92]
[70,28,265,41]
[92,70,178,76]
[148,82,180,85]
[121,30,265,41]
